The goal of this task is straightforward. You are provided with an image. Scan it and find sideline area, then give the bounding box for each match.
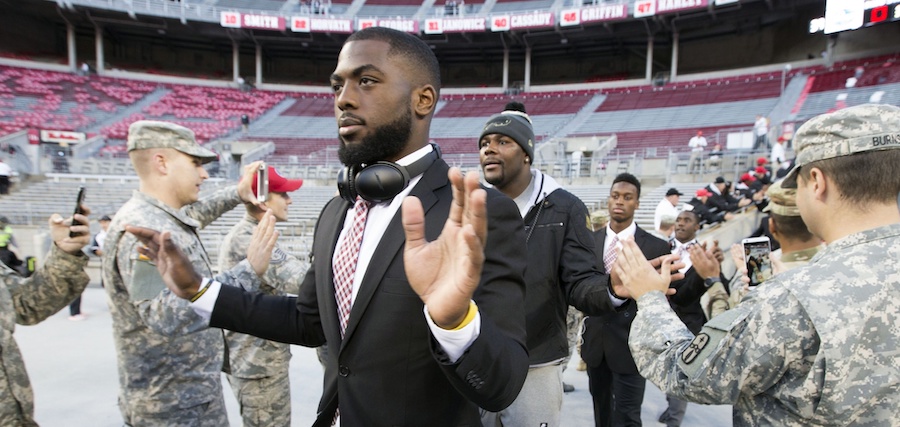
[16,287,734,426]
[10,208,759,426]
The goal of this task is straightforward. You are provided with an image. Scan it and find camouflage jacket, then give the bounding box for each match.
[0,244,88,426]
[630,223,900,426]
[218,214,307,378]
[102,188,258,417]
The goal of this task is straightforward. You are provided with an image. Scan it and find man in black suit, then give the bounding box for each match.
[126,27,529,426]
[658,209,726,426]
[581,173,671,427]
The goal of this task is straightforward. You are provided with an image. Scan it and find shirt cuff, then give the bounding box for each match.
[189,278,221,321]
[423,303,481,363]
[608,289,628,307]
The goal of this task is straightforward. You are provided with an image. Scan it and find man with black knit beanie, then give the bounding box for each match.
[478,102,630,426]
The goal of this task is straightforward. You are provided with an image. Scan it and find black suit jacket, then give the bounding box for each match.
[581,226,670,374]
[210,159,529,426]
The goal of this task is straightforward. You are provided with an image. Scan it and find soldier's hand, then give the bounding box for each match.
[50,209,91,254]
[614,241,681,300]
[247,209,278,277]
[126,225,203,299]
[609,245,682,299]
[237,161,265,208]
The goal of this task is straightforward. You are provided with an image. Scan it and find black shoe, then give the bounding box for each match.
[563,383,575,393]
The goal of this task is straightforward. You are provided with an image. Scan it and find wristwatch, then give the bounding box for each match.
[704,277,722,288]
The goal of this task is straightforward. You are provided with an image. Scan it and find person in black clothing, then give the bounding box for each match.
[581,173,679,427]
[658,210,727,426]
[688,188,731,226]
[478,102,628,426]
[705,176,751,213]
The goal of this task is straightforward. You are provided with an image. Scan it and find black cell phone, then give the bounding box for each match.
[70,186,87,237]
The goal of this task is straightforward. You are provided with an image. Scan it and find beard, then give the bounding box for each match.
[338,106,412,167]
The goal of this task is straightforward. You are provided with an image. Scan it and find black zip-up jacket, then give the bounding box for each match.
[520,180,617,365]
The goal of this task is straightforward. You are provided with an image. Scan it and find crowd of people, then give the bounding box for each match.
[0,27,897,427]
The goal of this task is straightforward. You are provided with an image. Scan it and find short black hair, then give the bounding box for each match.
[612,173,641,198]
[346,27,441,95]
[679,209,701,223]
[770,213,815,242]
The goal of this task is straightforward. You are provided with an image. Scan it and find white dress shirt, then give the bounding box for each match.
[603,222,636,306]
[670,237,698,273]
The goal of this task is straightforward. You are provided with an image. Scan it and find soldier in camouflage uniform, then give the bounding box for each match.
[0,211,92,426]
[616,104,900,426]
[218,166,305,426]
[102,121,263,426]
[708,179,827,317]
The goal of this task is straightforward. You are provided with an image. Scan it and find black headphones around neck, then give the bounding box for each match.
[337,144,441,204]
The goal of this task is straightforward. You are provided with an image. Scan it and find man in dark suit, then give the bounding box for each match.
[582,173,671,427]
[658,209,726,426]
[125,27,529,426]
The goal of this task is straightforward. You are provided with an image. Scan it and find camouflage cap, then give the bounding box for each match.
[590,210,610,224]
[782,104,900,188]
[762,179,800,216]
[127,120,217,164]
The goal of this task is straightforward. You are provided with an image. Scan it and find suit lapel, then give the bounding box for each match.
[597,228,608,274]
[340,161,448,346]
[633,226,648,249]
[318,198,351,340]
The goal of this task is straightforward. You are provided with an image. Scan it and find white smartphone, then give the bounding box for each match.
[256,163,268,203]
[742,236,772,287]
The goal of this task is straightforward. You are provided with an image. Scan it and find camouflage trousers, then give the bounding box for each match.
[227,372,291,427]
[122,393,228,427]
[562,306,585,371]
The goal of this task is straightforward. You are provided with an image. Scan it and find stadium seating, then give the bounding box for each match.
[0,66,156,136]
[595,74,783,112]
[99,85,287,143]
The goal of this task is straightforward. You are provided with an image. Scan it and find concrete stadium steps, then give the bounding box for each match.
[247,116,337,139]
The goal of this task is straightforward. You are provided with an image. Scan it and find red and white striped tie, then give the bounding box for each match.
[604,234,619,273]
[333,197,370,337]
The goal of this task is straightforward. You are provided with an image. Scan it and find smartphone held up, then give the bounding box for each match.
[742,236,772,287]
[70,186,87,238]
[256,163,268,204]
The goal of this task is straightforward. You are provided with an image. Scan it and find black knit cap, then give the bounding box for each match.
[480,102,535,160]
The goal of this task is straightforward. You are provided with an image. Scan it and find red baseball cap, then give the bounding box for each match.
[755,166,767,174]
[740,173,756,183]
[756,157,768,165]
[251,166,303,198]
[695,188,712,197]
